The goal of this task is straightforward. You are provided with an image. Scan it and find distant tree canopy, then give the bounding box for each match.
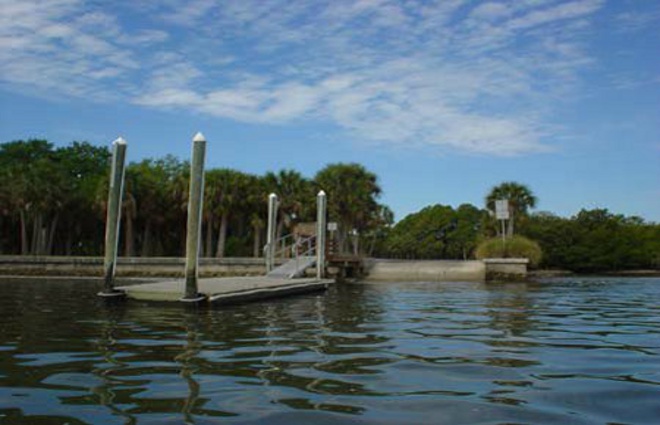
[1,140,658,272]
[522,209,660,272]
[378,204,488,260]
[376,195,658,272]
[0,139,110,255]
[0,140,388,258]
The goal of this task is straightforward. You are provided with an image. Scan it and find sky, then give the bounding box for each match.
[1,0,659,222]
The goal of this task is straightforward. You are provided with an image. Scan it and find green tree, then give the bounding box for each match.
[0,140,111,255]
[452,204,488,260]
[314,163,382,253]
[485,181,537,237]
[521,212,574,269]
[569,209,657,272]
[264,169,313,238]
[0,140,62,255]
[522,209,660,272]
[384,205,454,259]
[204,169,254,258]
[125,156,187,256]
[363,204,395,256]
[244,175,269,258]
[55,142,110,255]
[381,204,486,259]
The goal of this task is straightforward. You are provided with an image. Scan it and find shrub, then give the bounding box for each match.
[475,235,542,267]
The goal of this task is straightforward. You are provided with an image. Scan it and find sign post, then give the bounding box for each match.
[495,199,509,254]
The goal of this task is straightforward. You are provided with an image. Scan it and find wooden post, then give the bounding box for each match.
[181,132,207,303]
[266,193,278,272]
[99,137,127,298]
[316,190,326,279]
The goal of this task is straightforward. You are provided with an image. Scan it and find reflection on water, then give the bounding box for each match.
[1,277,659,424]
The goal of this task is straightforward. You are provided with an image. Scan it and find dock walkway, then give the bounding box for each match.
[117,276,331,304]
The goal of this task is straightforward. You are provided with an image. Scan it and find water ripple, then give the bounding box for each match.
[0,277,659,424]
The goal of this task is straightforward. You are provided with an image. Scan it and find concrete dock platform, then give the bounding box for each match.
[117,276,332,304]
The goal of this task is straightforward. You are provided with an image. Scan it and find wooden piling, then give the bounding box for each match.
[99,137,127,298]
[316,190,327,279]
[266,193,278,272]
[181,132,207,303]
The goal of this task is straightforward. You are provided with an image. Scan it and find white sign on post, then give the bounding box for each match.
[495,200,509,220]
[327,222,338,232]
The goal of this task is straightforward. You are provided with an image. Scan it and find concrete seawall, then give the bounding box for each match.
[363,259,486,282]
[1,256,526,282]
[0,256,274,277]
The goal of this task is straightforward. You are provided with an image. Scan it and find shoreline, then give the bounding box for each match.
[1,255,657,280]
[1,271,658,283]
[529,269,660,278]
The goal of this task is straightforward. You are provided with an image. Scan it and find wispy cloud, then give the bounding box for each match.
[0,0,154,100]
[506,0,603,31]
[1,0,615,155]
[160,0,216,26]
[614,7,660,33]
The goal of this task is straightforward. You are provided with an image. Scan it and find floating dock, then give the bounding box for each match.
[100,134,333,306]
[117,276,332,305]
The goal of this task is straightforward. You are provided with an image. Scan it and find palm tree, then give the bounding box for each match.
[314,163,382,253]
[59,142,111,255]
[264,169,313,238]
[205,169,254,258]
[0,139,64,255]
[125,156,186,256]
[485,181,537,237]
[244,175,268,257]
[167,161,190,255]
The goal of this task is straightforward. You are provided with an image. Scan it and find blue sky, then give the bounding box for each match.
[1,0,659,222]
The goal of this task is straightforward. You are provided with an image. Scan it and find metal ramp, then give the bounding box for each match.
[267,255,316,279]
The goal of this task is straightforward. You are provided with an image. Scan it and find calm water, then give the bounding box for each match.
[1,277,659,424]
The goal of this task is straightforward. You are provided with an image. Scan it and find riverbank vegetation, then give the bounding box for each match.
[1,139,658,273]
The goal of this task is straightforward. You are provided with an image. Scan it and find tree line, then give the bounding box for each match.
[375,182,659,273]
[522,209,660,273]
[0,140,390,258]
[2,140,658,272]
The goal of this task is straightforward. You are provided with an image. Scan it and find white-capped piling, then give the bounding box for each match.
[181,132,207,303]
[99,137,127,298]
[266,193,279,272]
[316,190,327,279]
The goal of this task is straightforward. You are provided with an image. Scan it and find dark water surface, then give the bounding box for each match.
[1,277,659,424]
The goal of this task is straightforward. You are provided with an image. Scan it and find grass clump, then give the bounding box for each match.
[475,235,542,267]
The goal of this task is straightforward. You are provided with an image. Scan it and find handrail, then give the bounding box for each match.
[275,234,295,259]
[292,235,316,278]
[265,233,319,277]
[296,235,317,257]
